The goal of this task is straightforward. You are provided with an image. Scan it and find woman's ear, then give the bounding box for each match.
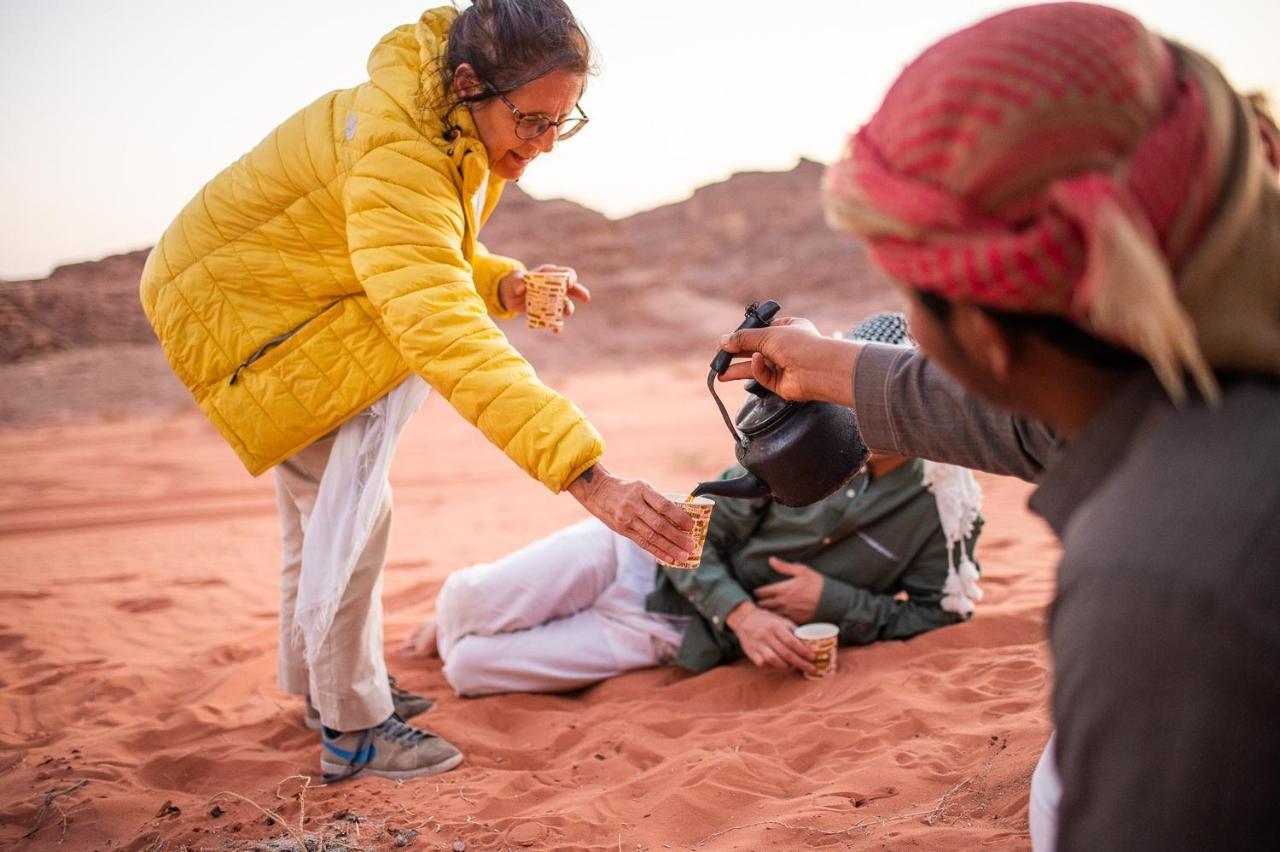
[452,62,485,99]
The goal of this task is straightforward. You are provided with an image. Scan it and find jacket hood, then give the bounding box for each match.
[366,6,483,147]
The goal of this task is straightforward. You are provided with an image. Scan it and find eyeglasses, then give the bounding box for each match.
[492,90,589,141]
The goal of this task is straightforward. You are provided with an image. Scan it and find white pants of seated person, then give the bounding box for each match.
[1030,732,1061,851]
[435,518,688,696]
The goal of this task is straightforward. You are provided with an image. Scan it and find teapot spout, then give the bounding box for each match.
[690,472,771,501]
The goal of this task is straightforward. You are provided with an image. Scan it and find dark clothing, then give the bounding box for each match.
[645,459,980,673]
[853,344,1280,852]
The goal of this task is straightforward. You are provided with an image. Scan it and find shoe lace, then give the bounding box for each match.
[374,715,435,747]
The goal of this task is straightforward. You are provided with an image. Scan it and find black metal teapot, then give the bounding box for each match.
[690,301,869,507]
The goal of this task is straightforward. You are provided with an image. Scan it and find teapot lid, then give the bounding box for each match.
[736,390,795,437]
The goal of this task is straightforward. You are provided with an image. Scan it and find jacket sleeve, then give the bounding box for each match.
[472,240,521,320]
[812,522,976,644]
[343,141,603,492]
[854,345,1059,482]
[662,471,770,628]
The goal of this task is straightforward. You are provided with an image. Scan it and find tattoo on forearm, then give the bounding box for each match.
[579,466,595,483]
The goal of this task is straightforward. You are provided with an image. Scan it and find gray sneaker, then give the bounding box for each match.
[320,715,463,782]
[305,676,434,731]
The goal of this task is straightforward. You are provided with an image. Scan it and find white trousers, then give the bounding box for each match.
[1030,731,1061,851]
[273,432,394,731]
[436,519,688,696]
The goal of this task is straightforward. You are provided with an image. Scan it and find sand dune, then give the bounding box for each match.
[0,359,1055,850]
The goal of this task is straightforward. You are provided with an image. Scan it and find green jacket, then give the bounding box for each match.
[645,459,981,672]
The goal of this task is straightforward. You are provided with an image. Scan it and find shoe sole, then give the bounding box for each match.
[320,751,463,781]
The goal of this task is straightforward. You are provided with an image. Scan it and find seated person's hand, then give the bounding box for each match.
[753,556,824,625]
[726,601,816,675]
[398,618,439,659]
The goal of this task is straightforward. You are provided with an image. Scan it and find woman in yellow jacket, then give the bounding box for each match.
[139,0,694,783]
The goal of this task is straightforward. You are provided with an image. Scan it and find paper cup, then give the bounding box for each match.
[525,271,570,330]
[657,494,714,569]
[795,622,839,679]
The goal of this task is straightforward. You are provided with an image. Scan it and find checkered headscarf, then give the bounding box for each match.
[846,312,912,346]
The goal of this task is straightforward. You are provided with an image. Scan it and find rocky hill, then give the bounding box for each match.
[0,160,897,424]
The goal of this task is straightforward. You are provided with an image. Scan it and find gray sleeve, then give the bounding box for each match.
[852,344,1058,482]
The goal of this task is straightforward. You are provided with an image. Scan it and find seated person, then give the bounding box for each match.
[401,314,984,694]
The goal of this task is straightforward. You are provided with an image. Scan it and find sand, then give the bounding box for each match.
[0,359,1057,850]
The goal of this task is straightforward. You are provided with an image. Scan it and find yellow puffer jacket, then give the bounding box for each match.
[139,6,603,491]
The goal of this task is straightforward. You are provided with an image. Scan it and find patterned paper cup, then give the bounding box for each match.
[795,622,839,679]
[525,271,571,330]
[657,494,714,569]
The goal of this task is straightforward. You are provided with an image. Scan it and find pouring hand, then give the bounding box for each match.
[726,601,817,674]
[567,462,696,565]
[716,317,859,406]
[498,264,591,334]
[754,557,824,624]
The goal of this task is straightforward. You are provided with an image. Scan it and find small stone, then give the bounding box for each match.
[209,805,225,818]
[494,756,504,764]
[452,841,466,851]
[155,800,180,818]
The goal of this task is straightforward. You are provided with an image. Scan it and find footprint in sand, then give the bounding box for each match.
[115,596,173,613]
[170,577,228,588]
[825,786,898,808]
[0,628,24,652]
[0,589,51,601]
[209,644,263,665]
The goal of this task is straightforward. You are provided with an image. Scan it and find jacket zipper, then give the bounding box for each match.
[228,300,343,386]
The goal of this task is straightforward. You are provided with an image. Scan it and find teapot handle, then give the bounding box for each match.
[707,370,742,443]
[709,300,781,375]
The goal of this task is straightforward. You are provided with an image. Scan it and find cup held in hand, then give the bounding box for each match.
[658,494,714,569]
[525,271,571,330]
[795,622,839,679]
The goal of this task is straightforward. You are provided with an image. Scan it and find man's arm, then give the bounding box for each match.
[854,346,1057,481]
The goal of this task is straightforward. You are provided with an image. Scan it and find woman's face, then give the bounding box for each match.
[466,68,585,181]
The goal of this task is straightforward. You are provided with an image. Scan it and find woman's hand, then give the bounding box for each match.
[716,317,859,405]
[499,264,591,333]
[754,556,825,624]
[567,462,695,565]
[725,601,816,674]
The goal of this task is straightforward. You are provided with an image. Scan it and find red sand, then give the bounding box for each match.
[0,360,1056,850]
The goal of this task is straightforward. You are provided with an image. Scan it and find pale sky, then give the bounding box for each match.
[0,0,1275,280]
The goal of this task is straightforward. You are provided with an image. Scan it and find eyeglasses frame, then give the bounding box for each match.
[490,89,589,141]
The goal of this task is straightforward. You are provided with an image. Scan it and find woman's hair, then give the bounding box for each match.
[437,0,595,110]
[915,291,1145,372]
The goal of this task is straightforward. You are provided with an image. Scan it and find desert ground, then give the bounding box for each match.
[0,163,1057,850]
